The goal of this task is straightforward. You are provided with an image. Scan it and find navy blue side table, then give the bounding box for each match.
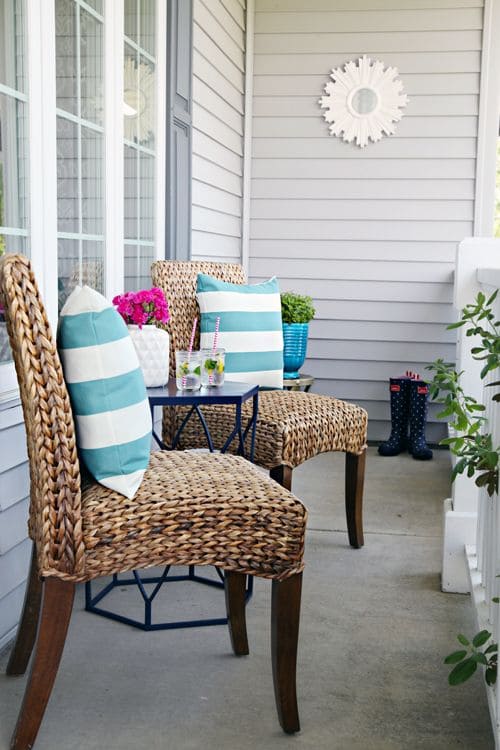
[85,381,259,631]
[147,380,259,459]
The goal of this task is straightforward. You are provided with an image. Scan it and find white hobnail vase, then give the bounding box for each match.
[127,324,170,387]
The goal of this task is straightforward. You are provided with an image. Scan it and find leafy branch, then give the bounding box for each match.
[445,629,498,686]
[433,290,500,688]
[447,290,500,384]
[427,290,500,497]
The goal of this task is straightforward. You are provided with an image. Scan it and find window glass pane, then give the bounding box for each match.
[0,0,28,368]
[85,0,103,13]
[124,0,157,293]
[81,239,104,290]
[124,243,154,292]
[124,0,137,43]
[81,127,104,234]
[0,229,27,363]
[138,55,155,149]
[124,243,137,291]
[58,238,79,305]
[55,0,105,311]
[0,95,29,232]
[123,46,138,143]
[0,233,26,253]
[80,6,103,125]
[56,116,79,233]
[137,245,154,289]
[55,0,77,116]
[0,0,26,92]
[58,238,104,306]
[140,0,155,55]
[124,144,138,239]
[139,153,154,241]
[123,52,156,149]
[0,308,9,364]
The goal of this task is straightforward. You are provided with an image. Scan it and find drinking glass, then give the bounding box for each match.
[201,348,225,387]
[175,350,202,390]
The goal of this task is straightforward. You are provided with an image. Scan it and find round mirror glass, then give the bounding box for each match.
[351,87,378,115]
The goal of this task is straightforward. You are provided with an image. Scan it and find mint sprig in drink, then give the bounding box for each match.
[201,348,225,387]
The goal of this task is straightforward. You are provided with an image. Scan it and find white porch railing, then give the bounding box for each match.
[441,237,500,747]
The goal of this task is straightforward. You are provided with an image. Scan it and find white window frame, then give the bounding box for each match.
[0,0,57,403]
[120,0,166,294]
[0,0,167,400]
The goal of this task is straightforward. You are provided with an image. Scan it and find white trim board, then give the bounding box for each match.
[241,0,254,275]
[474,0,500,236]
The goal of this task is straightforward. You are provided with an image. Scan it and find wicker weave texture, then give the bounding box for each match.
[82,451,306,582]
[0,254,306,583]
[151,261,368,465]
[150,260,246,376]
[165,391,367,468]
[0,254,84,579]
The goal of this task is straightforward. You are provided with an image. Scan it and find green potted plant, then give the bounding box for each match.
[280,291,315,379]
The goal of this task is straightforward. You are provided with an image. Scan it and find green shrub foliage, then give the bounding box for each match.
[280,292,315,324]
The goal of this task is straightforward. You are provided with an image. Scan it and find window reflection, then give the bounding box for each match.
[123,0,157,292]
[0,0,28,364]
[55,0,105,309]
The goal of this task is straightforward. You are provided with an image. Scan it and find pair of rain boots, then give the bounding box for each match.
[378,371,433,461]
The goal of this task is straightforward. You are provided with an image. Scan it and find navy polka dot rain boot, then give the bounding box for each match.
[409,379,433,461]
[378,376,411,456]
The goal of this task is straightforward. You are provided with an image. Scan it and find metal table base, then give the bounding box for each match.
[85,381,259,631]
[85,567,254,631]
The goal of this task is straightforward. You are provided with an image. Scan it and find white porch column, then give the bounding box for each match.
[442,238,500,592]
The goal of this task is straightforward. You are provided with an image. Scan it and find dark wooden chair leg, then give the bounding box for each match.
[270,464,293,492]
[271,572,302,734]
[224,571,249,656]
[345,448,366,549]
[7,544,43,676]
[10,578,75,750]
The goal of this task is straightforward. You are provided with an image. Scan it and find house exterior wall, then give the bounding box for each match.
[0,403,30,651]
[249,0,483,441]
[191,0,246,264]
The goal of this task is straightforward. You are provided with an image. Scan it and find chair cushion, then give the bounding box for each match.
[163,390,368,469]
[81,451,307,582]
[196,273,284,388]
[58,286,152,499]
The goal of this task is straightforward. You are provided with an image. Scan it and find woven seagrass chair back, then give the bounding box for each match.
[151,260,246,376]
[0,254,83,578]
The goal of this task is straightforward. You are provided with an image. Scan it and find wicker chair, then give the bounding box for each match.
[1,254,307,750]
[151,260,368,548]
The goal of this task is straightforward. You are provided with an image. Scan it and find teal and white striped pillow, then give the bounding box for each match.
[58,286,152,499]
[196,274,283,388]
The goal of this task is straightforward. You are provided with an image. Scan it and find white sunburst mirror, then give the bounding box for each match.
[318,55,409,148]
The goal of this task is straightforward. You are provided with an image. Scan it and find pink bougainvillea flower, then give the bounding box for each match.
[113,287,170,329]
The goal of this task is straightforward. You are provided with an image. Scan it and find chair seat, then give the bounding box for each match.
[164,390,368,470]
[81,450,306,583]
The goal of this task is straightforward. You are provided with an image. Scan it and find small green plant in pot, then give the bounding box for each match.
[280,292,315,379]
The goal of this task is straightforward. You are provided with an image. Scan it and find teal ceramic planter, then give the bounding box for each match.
[282,323,309,379]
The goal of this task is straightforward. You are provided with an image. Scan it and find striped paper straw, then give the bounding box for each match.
[209,316,220,384]
[182,316,198,388]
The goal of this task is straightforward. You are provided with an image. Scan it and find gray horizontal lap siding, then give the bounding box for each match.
[191,0,246,265]
[249,0,483,441]
[0,403,30,651]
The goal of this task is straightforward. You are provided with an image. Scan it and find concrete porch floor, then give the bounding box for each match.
[0,447,494,749]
